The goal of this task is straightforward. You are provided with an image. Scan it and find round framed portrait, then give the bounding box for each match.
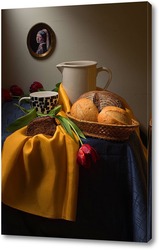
[27,23,56,59]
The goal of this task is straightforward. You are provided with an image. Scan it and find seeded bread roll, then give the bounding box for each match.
[70,98,98,122]
[26,116,56,136]
[79,90,125,112]
[98,106,132,125]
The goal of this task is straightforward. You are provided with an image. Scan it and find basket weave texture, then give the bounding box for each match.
[67,113,139,141]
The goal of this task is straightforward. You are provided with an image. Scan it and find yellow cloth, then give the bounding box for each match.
[58,83,71,113]
[2,84,79,221]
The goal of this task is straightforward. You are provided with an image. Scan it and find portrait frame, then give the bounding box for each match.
[27,22,56,59]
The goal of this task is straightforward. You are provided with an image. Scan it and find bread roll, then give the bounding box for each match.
[98,106,132,125]
[70,98,98,122]
[79,90,125,112]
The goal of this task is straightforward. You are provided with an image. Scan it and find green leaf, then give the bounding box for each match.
[48,105,62,116]
[36,112,47,117]
[36,105,62,118]
[52,82,61,92]
[55,115,86,144]
[6,108,37,132]
[56,115,75,140]
[14,103,31,114]
[65,117,86,139]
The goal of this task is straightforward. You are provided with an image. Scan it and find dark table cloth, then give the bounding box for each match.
[1,100,151,242]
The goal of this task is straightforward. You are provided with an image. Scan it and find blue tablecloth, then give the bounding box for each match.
[1,100,151,242]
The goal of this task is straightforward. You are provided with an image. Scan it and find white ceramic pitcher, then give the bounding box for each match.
[56,60,112,103]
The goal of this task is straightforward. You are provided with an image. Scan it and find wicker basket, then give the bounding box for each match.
[67,113,139,141]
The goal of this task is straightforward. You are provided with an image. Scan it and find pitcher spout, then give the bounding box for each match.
[56,63,64,73]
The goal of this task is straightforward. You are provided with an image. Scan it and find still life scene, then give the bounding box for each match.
[1,2,152,243]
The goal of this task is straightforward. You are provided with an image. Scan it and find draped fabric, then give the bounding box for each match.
[2,84,79,221]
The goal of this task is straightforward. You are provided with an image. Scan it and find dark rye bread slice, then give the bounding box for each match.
[26,116,56,136]
[79,90,125,112]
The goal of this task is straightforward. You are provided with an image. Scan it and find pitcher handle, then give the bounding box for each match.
[97,67,112,90]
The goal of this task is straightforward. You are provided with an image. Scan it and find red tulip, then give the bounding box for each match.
[2,89,12,102]
[30,81,44,93]
[10,85,24,96]
[77,144,99,168]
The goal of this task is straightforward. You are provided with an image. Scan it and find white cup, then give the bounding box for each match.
[19,91,58,114]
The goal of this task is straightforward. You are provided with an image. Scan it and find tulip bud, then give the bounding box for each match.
[29,81,44,93]
[2,89,12,102]
[10,85,24,96]
[77,144,99,168]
